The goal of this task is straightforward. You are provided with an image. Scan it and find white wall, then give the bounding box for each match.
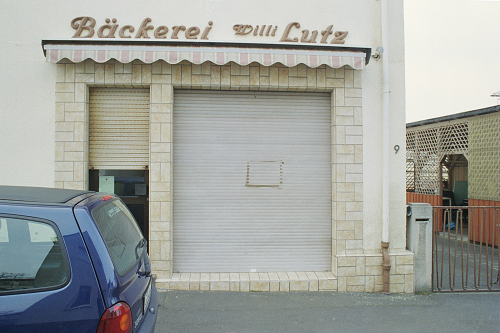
[362,0,407,252]
[0,1,58,186]
[0,0,406,251]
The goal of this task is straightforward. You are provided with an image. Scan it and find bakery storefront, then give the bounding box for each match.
[3,0,413,293]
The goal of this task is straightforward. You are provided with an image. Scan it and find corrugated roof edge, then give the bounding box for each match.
[406,104,500,128]
[0,186,94,205]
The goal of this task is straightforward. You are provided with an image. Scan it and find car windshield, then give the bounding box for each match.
[92,199,144,275]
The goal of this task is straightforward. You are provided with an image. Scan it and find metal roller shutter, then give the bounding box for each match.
[173,90,332,272]
[89,88,150,170]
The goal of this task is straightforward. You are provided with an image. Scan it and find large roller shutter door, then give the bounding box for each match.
[89,88,150,169]
[173,90,331,272]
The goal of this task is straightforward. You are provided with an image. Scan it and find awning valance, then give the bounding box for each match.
[42,40,371,70]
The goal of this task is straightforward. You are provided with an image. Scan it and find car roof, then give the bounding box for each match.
[0,185,94,205]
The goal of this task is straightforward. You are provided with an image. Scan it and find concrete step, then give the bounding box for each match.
[156,271,338,292]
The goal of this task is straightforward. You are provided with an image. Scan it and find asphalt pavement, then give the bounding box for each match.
[154,290,500,333]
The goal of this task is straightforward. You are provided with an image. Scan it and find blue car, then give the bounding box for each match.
[0,186,158,333]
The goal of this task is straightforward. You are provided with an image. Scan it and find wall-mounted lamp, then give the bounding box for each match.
[371,46,384,60]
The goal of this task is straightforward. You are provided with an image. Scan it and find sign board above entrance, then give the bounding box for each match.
[71,17,350,45]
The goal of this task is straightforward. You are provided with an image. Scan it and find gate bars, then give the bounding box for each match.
[432,206,500,292]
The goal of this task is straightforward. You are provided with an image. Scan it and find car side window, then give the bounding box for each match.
[0,217,69,294]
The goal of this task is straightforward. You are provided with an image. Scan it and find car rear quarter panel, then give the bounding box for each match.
[73,197,155,332]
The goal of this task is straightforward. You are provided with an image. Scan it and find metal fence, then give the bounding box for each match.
[432,206,499,292]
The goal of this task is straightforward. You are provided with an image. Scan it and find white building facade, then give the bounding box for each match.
[0,0,413,292]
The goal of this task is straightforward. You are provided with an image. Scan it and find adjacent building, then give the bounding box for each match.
[406,105,500,246]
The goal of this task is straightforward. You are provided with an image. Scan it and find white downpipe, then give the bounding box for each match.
[381,0,390,244]
[380,0,391,294]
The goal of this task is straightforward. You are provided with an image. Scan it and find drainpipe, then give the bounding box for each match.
[381,0,391,294]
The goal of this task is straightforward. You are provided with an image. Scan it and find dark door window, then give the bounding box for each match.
[89,170,149,246]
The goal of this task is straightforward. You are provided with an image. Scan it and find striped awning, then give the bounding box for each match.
[42,40,370,70]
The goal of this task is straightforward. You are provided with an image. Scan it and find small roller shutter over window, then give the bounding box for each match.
[89,88,150,170]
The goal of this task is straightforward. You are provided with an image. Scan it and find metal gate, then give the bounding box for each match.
[432,206,500,291]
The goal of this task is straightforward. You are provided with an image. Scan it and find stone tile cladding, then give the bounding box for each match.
[336,253,414,293]
[54,59,414,293]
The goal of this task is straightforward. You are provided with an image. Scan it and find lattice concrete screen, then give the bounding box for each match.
[406,120,468,195]
[469,113,500,201]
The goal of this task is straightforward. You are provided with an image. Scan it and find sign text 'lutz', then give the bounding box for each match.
[71,17,349,44]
